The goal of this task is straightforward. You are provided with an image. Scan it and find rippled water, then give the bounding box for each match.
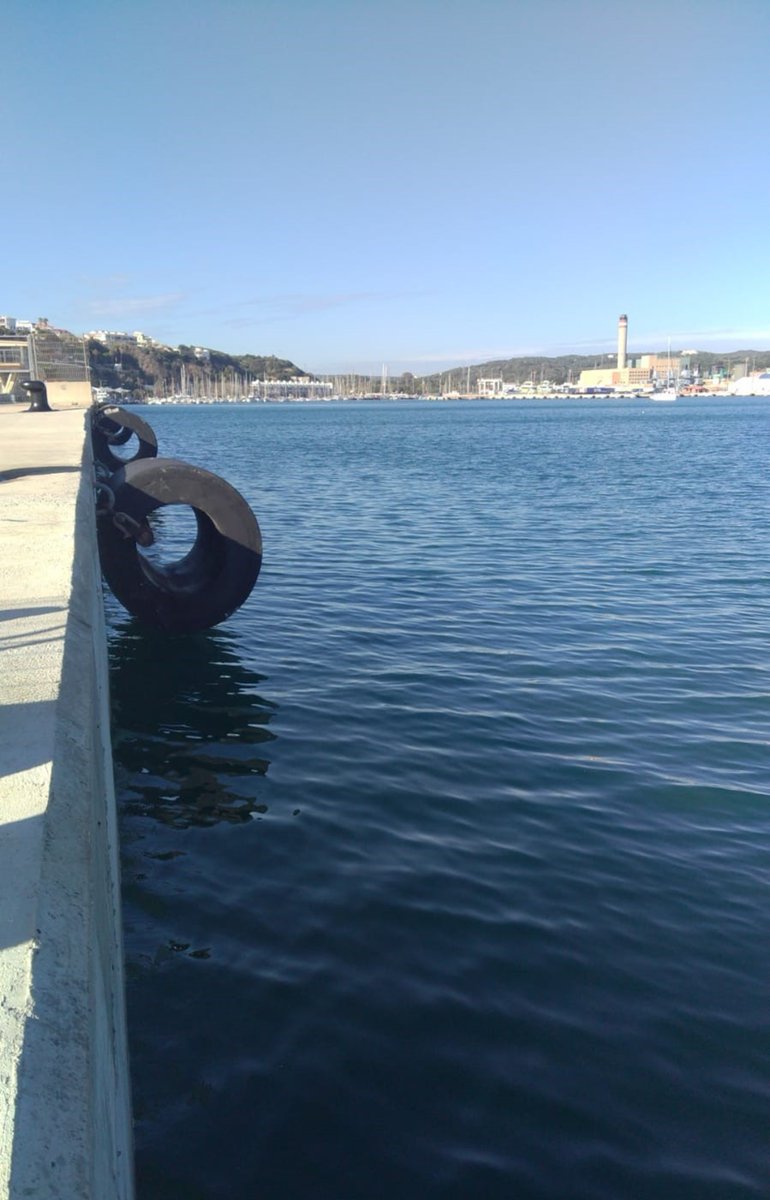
[107,399,770,1199]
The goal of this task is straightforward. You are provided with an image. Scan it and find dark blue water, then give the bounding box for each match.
[108,400,770,1200]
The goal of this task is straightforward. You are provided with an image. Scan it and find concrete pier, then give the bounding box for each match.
[0,406,133,1198]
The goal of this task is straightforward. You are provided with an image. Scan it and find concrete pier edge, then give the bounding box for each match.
[0,406,134,1198]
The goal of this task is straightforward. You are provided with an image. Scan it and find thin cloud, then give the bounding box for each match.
[222,293,378,327]
[260,292,383,316]
[197,289,433,326]
[79,272,133,289]
[86,292,187,319]
[408,338,620,365]
[495,327,770,359]
[408,347,520,365]
[645,326,770,347]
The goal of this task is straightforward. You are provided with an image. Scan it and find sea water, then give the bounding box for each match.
[107,399,770,1199]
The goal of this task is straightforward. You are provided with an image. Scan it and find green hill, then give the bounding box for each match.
[87,339,309,398]
[415,349,770,392]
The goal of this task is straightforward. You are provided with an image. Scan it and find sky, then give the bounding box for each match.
[5,0,770,376]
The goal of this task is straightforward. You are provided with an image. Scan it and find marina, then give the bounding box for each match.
[2,342,770,1200]
[5,0,770,1194]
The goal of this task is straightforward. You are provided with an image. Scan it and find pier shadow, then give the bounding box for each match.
[0,605,65,623]
[0,699,57,774]
[108,619,278,828]
[0,607,68,653]
[0,813,46,951]
[0,465,82,482]
[8,509,134,1196]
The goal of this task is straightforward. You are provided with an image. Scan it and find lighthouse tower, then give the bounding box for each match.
[617,314,628,370]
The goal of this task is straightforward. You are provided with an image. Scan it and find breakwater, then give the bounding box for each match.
[0,407,133,1199]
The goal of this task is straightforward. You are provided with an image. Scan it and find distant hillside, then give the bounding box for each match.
[415,349,770,391]
[87,340,309,398]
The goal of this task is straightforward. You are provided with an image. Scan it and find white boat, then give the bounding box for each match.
[651,337,678,401]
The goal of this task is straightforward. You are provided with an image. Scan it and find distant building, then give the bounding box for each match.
[249,377,333,401]
[0,316,53,333]
[478,377,505,397]
[728,372,770,396]
[578,315,685,390]
[0,326,90,406]
[85,329,139,346]
[93,385,133,404]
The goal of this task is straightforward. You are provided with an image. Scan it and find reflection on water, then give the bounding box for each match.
[138,504,200,570]
[109,608,288,1184]
[109,617,277,828]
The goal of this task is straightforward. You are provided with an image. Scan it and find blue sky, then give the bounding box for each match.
[5,0,770,374]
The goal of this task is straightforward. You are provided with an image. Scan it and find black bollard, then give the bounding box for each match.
[21,380,52,413]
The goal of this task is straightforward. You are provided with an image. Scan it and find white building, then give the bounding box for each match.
[478,377,505,397]
[249,377,334,402]
[728,372,770,396]
[85,330,138,346]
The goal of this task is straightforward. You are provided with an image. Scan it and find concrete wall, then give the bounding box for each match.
[45,381,94,409]
[0,408,134,1199]
[0,383,93,408]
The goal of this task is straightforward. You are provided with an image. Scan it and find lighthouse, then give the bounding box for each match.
[617,314,628,370]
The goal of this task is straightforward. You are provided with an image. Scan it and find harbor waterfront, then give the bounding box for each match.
[112,398,770,1200]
